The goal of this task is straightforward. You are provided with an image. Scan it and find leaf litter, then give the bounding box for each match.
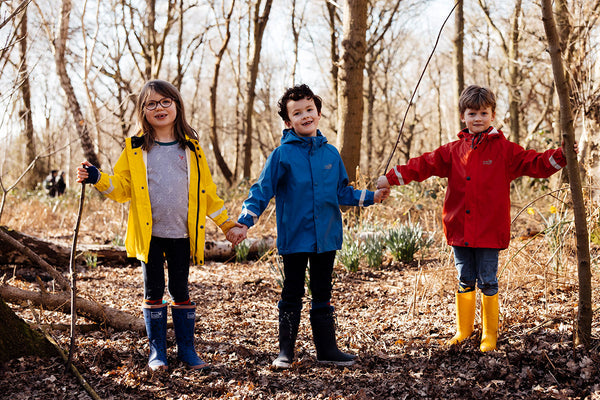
[1,186,599,399]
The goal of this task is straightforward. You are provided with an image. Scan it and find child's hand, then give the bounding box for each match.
[374,188,390,203]
[226,223,248,247]
[562,140,579,154]
[376,175,390,189]
[76,161,100,184]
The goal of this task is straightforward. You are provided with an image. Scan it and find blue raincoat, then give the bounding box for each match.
[238,129,374,254]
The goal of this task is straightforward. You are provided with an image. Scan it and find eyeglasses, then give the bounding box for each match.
[145,98,173,111]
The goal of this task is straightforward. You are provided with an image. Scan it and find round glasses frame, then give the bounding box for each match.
[145,98,173,111]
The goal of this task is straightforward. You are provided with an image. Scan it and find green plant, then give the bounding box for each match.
[84,252,98,268]
[235,240,251,262]
[384,223,432,263]
[539,205,572,271]
[111,234,125,247]
[363,234,385,269]
[337,233,363,272]
[268,255,286,289]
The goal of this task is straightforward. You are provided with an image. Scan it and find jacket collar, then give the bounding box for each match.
[457,126,500,149]
[130,132,197,150]
[281,128,327,146]
[457,126,499,139]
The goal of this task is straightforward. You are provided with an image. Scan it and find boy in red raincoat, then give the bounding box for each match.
[377,85,575,352]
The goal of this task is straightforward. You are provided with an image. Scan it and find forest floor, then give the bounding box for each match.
[1,181,600,399]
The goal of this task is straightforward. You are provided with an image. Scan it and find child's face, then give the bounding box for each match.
[144,90,177,134]
[284,97,321,137]
[461,106,495,134]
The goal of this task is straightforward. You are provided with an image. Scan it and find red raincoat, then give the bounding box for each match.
[386,127,566,249]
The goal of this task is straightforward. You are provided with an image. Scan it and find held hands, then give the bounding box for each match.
[376,175,390,189]
[374,188,390,203]
[226,223,248,247]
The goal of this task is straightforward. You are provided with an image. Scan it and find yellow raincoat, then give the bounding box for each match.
[93,135,234,265]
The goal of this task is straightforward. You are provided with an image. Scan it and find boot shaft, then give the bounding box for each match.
[309,306,355,365]
[142,303,168,370]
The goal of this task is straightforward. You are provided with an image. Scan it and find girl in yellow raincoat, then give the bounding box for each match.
[77,80,240,371]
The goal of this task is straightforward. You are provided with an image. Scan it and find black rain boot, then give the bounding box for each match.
[272,308,301,369]
[310,306,356,366]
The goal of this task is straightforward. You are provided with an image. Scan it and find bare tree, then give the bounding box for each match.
[326,0,340,106]
[16,5,44,188]
[242,0,273,180]
[364,0,402,175]
[51,0,101,167]
[289,0,307,85]
[541,0,592,348]
[209,0,236,185]
[337,0,368,182]
[453,0,464,133]
[478,0,523,144]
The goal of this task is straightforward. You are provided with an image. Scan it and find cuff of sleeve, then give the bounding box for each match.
[385,169,399,186]
[367,190,375,205]
[555,148,567,167]
[219,220,236,234]
[85,165,101,184]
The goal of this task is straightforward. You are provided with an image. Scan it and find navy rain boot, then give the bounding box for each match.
[142,303,168,371]
[171,303,210,370]
[272,306,302,369]
[310,306,356,366]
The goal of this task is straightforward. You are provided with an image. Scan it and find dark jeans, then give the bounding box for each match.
[142,236,191,303]
[452,246,499,296]
[279,251,336,311]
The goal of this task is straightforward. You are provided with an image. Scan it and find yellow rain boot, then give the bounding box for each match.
[480,293,499,352]
[447,290,476,345]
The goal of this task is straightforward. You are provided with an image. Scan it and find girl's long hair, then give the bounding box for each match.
[135,80,198,150]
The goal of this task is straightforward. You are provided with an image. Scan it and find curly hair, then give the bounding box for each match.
[277,84,323,122]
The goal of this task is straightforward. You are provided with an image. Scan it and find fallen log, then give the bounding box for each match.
[0,226,70,290]
[0,226,275,268]
[0,284,145,332]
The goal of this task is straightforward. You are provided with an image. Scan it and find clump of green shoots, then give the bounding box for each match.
[337,232,363,272]
[384,222,432,263]
[235,239,251,262]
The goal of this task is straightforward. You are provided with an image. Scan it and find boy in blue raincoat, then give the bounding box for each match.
[228,84,389,369]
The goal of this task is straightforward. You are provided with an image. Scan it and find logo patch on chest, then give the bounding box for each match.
[324,164,333,170]
[482,160,493,165]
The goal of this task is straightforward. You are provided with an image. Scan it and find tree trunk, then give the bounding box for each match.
[209,1,235,185]
[242,0,273,179]
[508,0,522,144]
[337,0,368,183]
[55,0,100,168]
[541,0,592,348]
[327,1,340,112]
[0,296,58,362]
[17,7,44,190]
[453,0,464,132]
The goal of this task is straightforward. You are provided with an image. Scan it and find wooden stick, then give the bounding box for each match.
[67,184,86,367]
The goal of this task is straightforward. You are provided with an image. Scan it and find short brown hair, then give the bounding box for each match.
[277,84,322,122]
[458,85,496,114]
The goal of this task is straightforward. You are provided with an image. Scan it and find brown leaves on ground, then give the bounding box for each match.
[1,186,600,399]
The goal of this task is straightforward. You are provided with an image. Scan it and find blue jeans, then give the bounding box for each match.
[452,246,499,296]
[142,236,191,303]
[279,251,336,312]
